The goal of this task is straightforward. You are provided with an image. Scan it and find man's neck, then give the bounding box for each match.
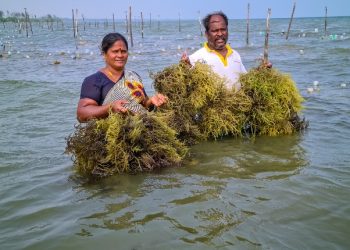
[206,42,228,58]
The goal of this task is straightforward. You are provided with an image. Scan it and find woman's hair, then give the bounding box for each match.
[202,11,228,32]
[100,33,128,53]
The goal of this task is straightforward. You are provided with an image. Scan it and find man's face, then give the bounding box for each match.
[206,15,228,51]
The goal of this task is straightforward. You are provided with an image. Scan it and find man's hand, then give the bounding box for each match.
[264,61,273,68]
[181,51,191,65]
[259,60,273,69]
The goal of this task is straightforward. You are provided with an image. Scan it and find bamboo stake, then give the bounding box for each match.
[149,13,152,28]
[72,9,76,38]
[112,13,115,32]
[286,2,296,40]
[178,13,181,32]
[28,10,33,34]
[82,14,86,31]
[75,9,79,37]
[246,3,250,45]
[18,21,22,34]
[157,15,160,32]
[324,6,328,36]
[29,15,33,33]
[263,8,271,64]
[198,11,203,36]
[51,16,54,31]
[24,8,29,37]
[128,6,134,47]
[141,12,144,38]
[125,11,128,34]
[27,9,33,35]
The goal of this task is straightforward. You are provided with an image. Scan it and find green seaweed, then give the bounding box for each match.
[152,62,250,144]
[66,62,308,177]
[240,67,308,136]
[65,113,188,177]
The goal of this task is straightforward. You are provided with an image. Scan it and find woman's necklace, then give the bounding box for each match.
[104,68,122,83]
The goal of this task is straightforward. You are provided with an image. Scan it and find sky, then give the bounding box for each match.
[1,0,349,20]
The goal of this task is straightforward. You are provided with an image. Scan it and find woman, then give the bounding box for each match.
[77,33,167,122]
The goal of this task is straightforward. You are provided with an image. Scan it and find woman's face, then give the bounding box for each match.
[104,40,128,71]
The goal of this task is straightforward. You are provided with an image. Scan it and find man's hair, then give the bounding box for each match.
[202,11,228,32]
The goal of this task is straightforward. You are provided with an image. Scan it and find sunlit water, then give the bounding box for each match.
[1,17,349,249]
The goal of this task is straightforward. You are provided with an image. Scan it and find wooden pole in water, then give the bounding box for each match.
[263,8,271,64]
[149,13,152,28]
[82,14,86,31]
[125,11,128,34]
[286,2,296,40]
[246,3,250,45]
[178,13,181,32]
[24,8,29,37]
[112,13,115,32]
[72,9,76,38]
[29,19,33,35]
[198,11,203,36]
[157,15,160,32]
[128,6,134,47]
[51,16,54,31]
[141,12,144,38]
[324,6,328,36]
[26,9,33,35]
[75,9,79,37]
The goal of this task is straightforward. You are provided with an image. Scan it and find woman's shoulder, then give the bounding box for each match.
[82,71,109,86]
[84,71,104,81]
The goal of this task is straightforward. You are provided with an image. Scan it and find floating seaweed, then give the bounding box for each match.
[152,62,251,144]
[240,66,308,136]
[65,112,188,177]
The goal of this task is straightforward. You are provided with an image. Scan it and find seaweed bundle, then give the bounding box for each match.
[152,62,251,145]
[240,67,308,136]
[65,113,188,177]
[66,62,308,177]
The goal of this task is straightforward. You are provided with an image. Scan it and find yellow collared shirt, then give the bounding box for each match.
[189,42,247,90]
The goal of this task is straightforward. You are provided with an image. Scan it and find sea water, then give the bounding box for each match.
[0,17,349,249]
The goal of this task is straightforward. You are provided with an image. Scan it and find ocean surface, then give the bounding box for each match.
[1,16,349,249]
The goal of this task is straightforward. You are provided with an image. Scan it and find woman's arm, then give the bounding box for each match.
[77,98,129,122]
[77,98,109,122]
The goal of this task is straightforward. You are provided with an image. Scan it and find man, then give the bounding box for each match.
[182,11,247,91]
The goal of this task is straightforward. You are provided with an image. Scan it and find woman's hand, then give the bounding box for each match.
[149,94,168,107]
[110,100,129,113]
